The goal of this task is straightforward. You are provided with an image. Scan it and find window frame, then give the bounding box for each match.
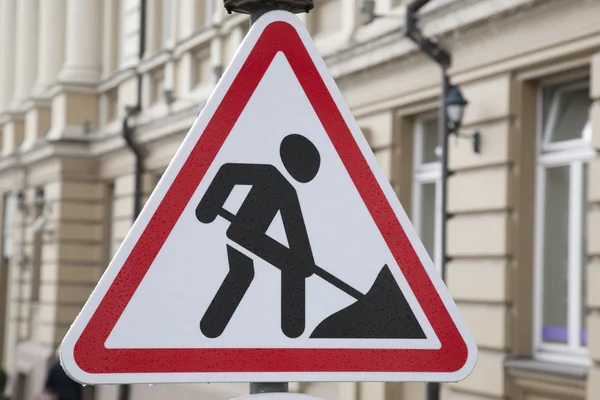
[412,111,442,274]
[532,77,595,366]
[541,81,591,150]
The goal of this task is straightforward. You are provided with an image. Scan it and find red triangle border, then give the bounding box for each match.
[73,20,469,375]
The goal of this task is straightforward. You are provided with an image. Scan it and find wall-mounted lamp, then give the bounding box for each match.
[164,89,175,107]
[16,191,26,212]
[213,65,224,81]
[446,86,467,131]
[34,187,44,208]
[445,85,480,154]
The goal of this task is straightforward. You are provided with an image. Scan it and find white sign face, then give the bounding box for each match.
[60,10,476,385]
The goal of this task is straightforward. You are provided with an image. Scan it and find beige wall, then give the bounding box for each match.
[0,0,599,400]
[586,52,600,400]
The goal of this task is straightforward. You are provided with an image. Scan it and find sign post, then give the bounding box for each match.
[225,0,314,395]
[59,4,477,395]
[235,395,326,400]
[223,0,314,394]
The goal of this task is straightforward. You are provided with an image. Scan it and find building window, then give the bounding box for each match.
[534,78,593,363]
[2,193,16,261]
[0,193,16,359]
[30,187,44,303]
[412,112,442,273]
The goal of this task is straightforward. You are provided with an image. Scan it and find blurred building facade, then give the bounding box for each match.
[0,0,599,399]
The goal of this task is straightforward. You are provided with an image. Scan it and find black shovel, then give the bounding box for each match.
[307,263,425,339]
[217,209,425,339]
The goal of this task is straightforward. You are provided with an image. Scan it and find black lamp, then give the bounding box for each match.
[445,85,480,153]
[34,187,44,208]
[16,191,26,212]
[445,85,468,132]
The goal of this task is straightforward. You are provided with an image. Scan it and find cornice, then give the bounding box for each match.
[98,67,137,93]
[90,104,200,157]
[324,0,542,80]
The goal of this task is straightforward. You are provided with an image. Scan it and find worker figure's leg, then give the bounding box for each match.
[201,245,255,338]
[281,271,306,338]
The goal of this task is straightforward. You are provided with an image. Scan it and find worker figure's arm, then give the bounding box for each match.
[196,163,266,224]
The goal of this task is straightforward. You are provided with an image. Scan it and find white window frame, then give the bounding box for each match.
[532,78,595,366]
[2,193,16,260]
[412,111,442,274]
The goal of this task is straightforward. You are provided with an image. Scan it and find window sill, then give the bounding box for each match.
[505,357,588,380]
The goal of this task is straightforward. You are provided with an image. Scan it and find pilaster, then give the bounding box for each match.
[46,85,99,142]
[58,0,102,84]
[443,73,514,399]
[10,0,38,107]
[1,113,25,156]
[0,0,16,112]
[586,51,600,400]
[33,0,66,95]
[22,100,52,151]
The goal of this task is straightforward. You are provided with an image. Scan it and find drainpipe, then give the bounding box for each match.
[118,1,146,400]
[121,110,143,219]
[405,2,451,400]
[121,0,147,222]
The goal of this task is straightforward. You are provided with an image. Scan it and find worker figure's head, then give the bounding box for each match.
[280,134,321,183]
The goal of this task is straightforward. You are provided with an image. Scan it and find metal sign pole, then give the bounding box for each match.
[220,0,314,395]
[250,382,290,394]
[249,6,287,395]
[248,5,288,394]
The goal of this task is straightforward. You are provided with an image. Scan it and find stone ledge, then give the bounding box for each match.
[505,357,588,380]
[506,358,588,400]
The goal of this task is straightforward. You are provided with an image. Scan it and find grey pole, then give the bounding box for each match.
[250,8,270,24]
[250,382,290,394]
[221,0,313,395]
[404,2,452,400]
[249,7,289,394]
[248,6,288,396]
[439,68,450,284]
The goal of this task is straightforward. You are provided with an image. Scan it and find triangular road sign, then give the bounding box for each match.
[61,10,476,384]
